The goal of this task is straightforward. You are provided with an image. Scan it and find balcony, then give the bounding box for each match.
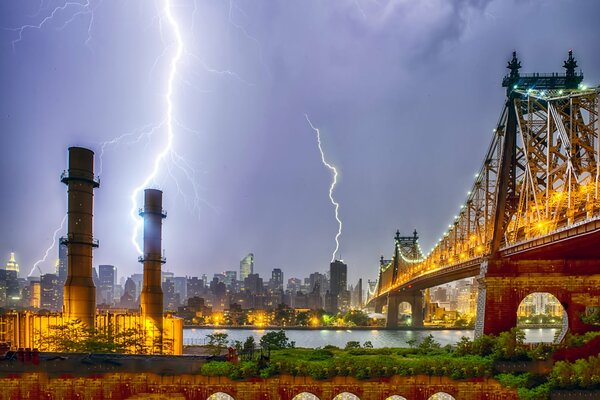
[138,254,167,264]
[60,170,100,188]
[138,207,167,218]
[60,234,99,248]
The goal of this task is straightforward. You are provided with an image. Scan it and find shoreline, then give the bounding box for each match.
[183,325,474,331]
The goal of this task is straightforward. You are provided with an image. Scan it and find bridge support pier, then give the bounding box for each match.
[386,291,424,328]
[481,259,600,337]
[386,295,399,328]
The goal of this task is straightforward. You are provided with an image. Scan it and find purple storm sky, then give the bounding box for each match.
[1,0,599,285]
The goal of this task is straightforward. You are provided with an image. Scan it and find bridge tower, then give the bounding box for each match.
[476,50,600,338]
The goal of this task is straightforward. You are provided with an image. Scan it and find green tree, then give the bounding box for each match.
[418,334,441,353]
[260,330,293,350]
[206,333,229,355]
[242,336,256,360]
[345,341,361,349]
[295,311,310,326]
[273,305,294,326]
[38,320,146,354]
[342,310,369,326]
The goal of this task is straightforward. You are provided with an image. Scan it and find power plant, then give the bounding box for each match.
[0,147,182,354]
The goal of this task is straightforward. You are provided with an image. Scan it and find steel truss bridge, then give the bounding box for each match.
[367,51,600,338]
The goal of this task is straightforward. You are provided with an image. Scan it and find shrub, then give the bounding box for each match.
[200,361,232,376]
[307,349,334,361]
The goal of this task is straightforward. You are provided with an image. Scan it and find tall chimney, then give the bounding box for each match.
[61,147,99,327]
[139,189,166,349]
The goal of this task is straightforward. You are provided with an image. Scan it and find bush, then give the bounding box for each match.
[345,341,361,349]
[494,328,528,361]
[260,330,293,350]
[200,361,232,376]
[307,349,334,361]
[472,334,497,357]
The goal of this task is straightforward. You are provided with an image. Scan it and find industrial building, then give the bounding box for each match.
[0,147,182,355]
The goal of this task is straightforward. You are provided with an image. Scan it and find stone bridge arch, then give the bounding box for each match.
[292,392,321,400]
[428,393,456,400]
[333,392,361,400]
[207,392,236,400]
[517,292,568,343]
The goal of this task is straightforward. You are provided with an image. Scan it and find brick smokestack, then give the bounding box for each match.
[139,189,166,349]
[62,147,99,327]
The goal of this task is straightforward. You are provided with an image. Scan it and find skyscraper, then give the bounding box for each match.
[40,273,61,311]
[57,242,68,283]
[5,252,19,275]
[329,260,347,296]
[328,260,348,313]
[224,270,237,287]
[270,268,283,291]
[240,253,254,281]
[98,265,116,306]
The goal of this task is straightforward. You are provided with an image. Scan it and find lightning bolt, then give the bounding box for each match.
[10,1,256,259]
[7,1,97,277]
[28,214,67,277]
[305,114,342,262]
[7,0,98,52]
[129,0,183,255]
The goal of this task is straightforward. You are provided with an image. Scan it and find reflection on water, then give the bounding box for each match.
[185,327,557,347]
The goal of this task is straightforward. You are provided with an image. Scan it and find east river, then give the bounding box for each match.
[183,327,558,347]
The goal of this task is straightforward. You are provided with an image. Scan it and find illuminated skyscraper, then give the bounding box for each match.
[327,260,348,313]
[5,252,19,275]
[40,273,61,311]
[57,242,68,283]
[240,253,254,281]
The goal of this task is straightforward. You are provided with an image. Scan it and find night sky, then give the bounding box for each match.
[1,0,599,285]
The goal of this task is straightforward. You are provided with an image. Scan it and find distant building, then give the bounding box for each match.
[119,277,137,309]
[244,273,263,294]
[40,273,61,311]
[270,268,283,291]
[130,273,144,301]
[327,260,347,313]
[0,268,20,308]
[173,277,188,304]
[163,279,179,311]
[224,271,237,287]
[287,277,301,292]
[28,278,41,309]
[186,276,204,299]
[5,252,19,275]
[351,278,363,309]
[98,265,116,306]
[240,253,254,281]
[57,243,68,283]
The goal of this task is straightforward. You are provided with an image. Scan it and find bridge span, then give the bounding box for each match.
[367,51,600,338]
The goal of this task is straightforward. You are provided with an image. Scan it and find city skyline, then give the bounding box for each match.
[2,1,600,286]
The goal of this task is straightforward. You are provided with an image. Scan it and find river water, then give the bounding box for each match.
[184,328,557,347]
